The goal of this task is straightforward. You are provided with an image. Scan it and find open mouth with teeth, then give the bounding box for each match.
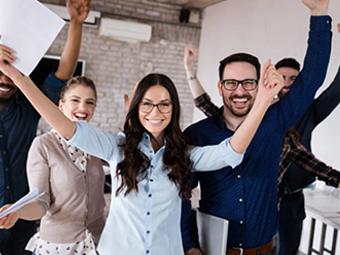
[146,119,164,126]
[74,112,88,121]
[0,84,15,93]
[232,97,249,108]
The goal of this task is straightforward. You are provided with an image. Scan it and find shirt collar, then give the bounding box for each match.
[139,132,166,156]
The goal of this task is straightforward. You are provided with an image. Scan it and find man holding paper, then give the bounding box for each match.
[0,0,90,254]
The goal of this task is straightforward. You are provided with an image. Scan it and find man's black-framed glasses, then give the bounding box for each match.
[139,101,173,113]
[221,79,258,91]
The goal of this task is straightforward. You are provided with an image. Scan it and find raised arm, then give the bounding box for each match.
[55,0,90,80]
[277,0,331,130]
[184,47,206,98]
[0,63,76,139]
[184,47,219,117]
[309,64,340,127]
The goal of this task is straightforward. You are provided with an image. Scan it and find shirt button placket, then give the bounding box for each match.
[145,165,153,255]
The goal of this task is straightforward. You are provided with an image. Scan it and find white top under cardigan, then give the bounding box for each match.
[67,121,244,255]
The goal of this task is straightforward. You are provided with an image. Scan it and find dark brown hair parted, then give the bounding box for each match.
[116,73,192,199]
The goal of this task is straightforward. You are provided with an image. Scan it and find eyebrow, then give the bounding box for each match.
[69,95,96,101]
[141,98,171,103]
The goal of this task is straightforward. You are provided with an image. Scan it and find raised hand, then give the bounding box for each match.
[0,60,22,81]
[184,47,197,72]
[257,60,284,103]
[0,36,16,64]
[67,0,90,23]
[302,0,329,16]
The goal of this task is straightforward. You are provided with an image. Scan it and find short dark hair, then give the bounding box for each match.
[219,53,261,80]
[275,58,300,72]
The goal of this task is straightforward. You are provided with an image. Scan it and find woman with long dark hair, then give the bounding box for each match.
[0,61,283,254]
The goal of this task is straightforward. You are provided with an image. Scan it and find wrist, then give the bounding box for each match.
[69,18,83,26]
[311,9,328,16]
[187,74,197,81]
[254,94,272,109]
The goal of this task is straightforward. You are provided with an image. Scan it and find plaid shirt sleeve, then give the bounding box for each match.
[280,130,340,188]
[193,93,220,118]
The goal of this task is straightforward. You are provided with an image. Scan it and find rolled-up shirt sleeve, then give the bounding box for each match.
[190,137,244,171]
[67,121,122,163]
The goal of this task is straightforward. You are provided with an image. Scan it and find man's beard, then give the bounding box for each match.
[0,83,17,103]
[0,96,14,103]
[222,94,253,117]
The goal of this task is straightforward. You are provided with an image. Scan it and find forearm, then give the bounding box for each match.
[13,74,76,139]
[313,65,340,124]
[230,96,270,153]
[193,93,220,118]
[55,19,82,80]
[184,63,206,98]
[16,201,46,221]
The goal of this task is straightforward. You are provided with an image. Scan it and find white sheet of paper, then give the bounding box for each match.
[197,210,228,255]
[0,0,65,75]
[0,188,44,218]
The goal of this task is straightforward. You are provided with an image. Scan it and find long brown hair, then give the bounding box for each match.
[116,73,192,199]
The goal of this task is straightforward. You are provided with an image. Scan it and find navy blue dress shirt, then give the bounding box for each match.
[181,16,332,250]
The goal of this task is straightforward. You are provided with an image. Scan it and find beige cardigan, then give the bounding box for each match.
[27,132,106,243]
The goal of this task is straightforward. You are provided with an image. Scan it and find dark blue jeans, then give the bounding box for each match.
[0,220,36,255]
[278,191,306,255]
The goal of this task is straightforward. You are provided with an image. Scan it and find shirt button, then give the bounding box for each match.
[240,220,244,224]
[5,168,8,172]
[239,243,243,247]
[237,174,241,179]
[146,250,150,254]
[3,151,6,155]
[239,198,243,202]
[148,194,152,198]
[147,212,151,215]
[150,165,153,168]
[6,186,10,190]
[150,179,154,182]
[146,230,150,234]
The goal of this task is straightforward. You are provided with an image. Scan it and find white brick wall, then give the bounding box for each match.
[39,0,201,132]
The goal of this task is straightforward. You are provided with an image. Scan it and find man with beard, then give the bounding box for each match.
[0,0,90,254]
[181,0,332,254]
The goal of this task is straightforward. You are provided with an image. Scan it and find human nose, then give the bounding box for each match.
[233,82,247,94]
[148,104,162,115]
[78,101,88,111]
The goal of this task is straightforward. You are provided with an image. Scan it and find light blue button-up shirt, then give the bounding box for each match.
[68,121,243,255]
